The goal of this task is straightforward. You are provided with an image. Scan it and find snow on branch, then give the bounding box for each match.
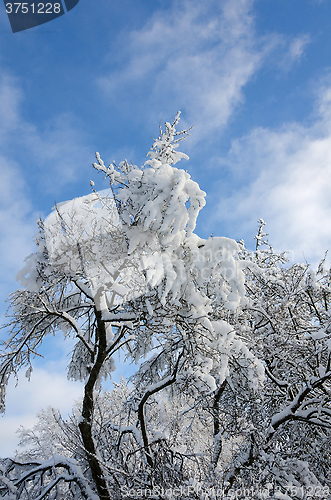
[146,111,191,166]
[0,455,99,499]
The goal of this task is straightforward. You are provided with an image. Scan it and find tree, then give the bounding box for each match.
[1,113,331,499]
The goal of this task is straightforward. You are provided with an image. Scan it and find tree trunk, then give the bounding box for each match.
[78,309,111,500]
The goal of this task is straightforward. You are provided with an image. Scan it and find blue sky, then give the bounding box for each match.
[1,0,331,456]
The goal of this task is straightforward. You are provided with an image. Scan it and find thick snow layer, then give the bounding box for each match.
[43,190,165,307]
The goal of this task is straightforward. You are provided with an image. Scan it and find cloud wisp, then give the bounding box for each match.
[211,78,331,265]
[98,0,270,139]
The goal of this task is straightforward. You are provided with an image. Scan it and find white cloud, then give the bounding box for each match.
[0,366,83,458]
[0,332,133,458]
[288,35,310,61]
[98,0,270,139]
[0,330,82,458]
[277,34,311,71]
[0,75,23,134]
[0,126,39,323]
[0,83,38,312]
[0,158,35,278]
[211,79,331,265]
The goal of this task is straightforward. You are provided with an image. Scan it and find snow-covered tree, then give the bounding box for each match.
[1,114,331,499]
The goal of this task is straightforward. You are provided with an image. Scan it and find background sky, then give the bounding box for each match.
[1,0,331,457]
